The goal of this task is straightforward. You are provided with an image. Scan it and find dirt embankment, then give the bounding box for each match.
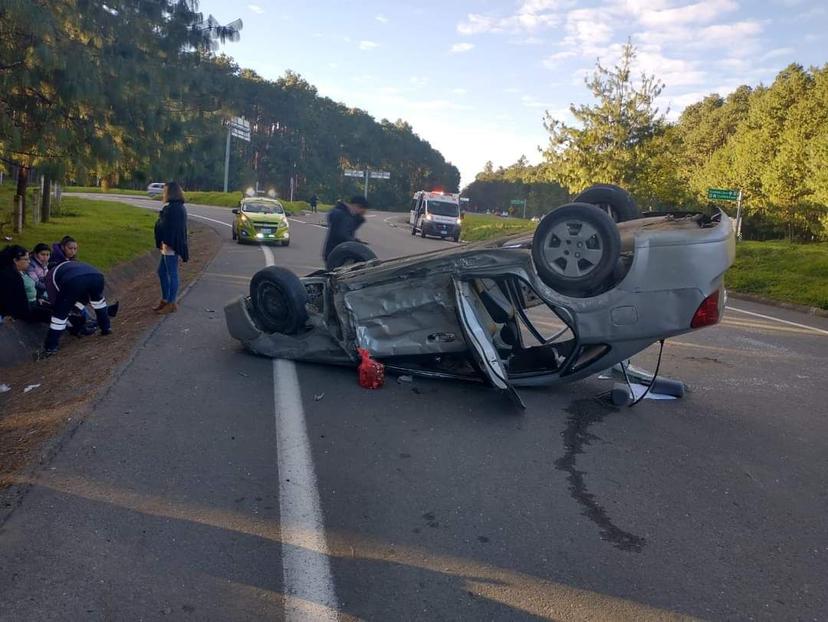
[0,223,221,491]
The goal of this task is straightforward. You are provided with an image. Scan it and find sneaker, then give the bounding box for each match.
[100,328,112,336]
[152,300,166,311]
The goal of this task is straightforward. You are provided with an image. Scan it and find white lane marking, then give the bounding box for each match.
[290,217,327,229]
[726,305,828,336]
[189,213,231,228]
[261,245,338,620]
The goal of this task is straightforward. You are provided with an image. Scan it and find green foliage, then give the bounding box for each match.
[528,41,828,241]
[541,41,666,203]
[0,2,458,220]
[464,158,569,217]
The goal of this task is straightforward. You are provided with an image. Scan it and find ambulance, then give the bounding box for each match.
[408,191,462,241]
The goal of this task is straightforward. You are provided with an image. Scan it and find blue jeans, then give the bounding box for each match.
[158,254,179,302]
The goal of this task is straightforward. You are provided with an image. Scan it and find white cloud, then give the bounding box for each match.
[543,50,576,68]
[635,0,738,27]
[635,48,706,86]
[510,36,545,46]
[522,95,546,107]
[697,20,764,43]
[456,1,567,35]
[761,47,795,61]
[359,40,379,51]
[376,14,389,23]
[458,14,500,35]
[562,7,617,57]
[450,42,475,53]
[247,4,264,14]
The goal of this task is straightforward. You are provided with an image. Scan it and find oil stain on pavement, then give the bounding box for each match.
[555,398,647,553]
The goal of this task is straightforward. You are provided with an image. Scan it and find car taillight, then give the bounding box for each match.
[691,290,720,329]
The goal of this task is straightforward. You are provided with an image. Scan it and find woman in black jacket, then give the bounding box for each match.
[153,181,189,314]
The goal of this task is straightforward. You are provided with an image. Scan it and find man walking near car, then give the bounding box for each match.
[322,195,369,261]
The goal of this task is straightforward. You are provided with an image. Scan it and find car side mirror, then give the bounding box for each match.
[232,208,239,214]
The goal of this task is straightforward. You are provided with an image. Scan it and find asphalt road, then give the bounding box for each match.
[1,194,826,621]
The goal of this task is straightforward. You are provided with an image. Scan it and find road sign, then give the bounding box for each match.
[369,170,390,179]
[343,169,364,177]
[707,188,739,201]
[229,116,250,131]
[231,127,250,142]
[510,199,527,218]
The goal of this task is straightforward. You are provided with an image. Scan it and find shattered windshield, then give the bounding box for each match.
[244,201,284,214]
[426,200,459,217]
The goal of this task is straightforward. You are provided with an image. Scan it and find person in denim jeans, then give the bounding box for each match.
[153,181,189,314]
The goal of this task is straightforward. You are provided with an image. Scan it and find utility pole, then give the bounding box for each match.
[224,117,251,192]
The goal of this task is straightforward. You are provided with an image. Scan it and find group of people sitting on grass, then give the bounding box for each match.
[0,236,118,357]
[0,181,189,358]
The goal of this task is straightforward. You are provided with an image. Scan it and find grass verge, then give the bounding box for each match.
[727,241,828,310]
[461,213,536,241]
[3,197,156,271]
[64,186,145,195]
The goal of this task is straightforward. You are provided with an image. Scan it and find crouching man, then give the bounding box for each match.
[42,261,117,356]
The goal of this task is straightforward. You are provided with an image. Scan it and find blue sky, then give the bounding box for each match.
[198,0,828,188]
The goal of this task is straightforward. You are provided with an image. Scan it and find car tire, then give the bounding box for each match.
[420,227,426,238]
[232,227,237,240]
[249,266,308,334]
[573,184,640,222]
[282,240,290,247]
[411,226,416,236]
[531,202,621,295]
[325,241,378,271]
[452,235,460,242]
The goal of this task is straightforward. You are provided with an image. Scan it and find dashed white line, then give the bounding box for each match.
[261,245,337,620]
[726,306,828,336]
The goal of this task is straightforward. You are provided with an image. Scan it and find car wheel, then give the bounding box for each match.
[232,227,237,240]
[420,227,426,238]
[411,226,416,236]
[281,240,290,247]
[452,235,460,242]
[531,202,621,294]
[249,266,308,334]
[573,184,640,222]
[325,241,378,271]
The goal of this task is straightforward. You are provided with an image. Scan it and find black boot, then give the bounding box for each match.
[43,328,62,354]
[95,307,112,336]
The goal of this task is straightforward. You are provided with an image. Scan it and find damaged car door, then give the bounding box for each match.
[453,278,526,408]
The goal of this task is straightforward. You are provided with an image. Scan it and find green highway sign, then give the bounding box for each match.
[510,199,526,205]
[707,188,739,201]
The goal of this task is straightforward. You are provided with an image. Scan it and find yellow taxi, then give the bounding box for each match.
[232,197,290,246]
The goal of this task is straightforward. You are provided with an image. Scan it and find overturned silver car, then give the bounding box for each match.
[225,185,736,405]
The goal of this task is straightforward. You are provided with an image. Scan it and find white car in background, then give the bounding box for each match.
[146,182,165,198]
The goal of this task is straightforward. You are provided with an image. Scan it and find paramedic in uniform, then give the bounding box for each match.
[43,261,115,355]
